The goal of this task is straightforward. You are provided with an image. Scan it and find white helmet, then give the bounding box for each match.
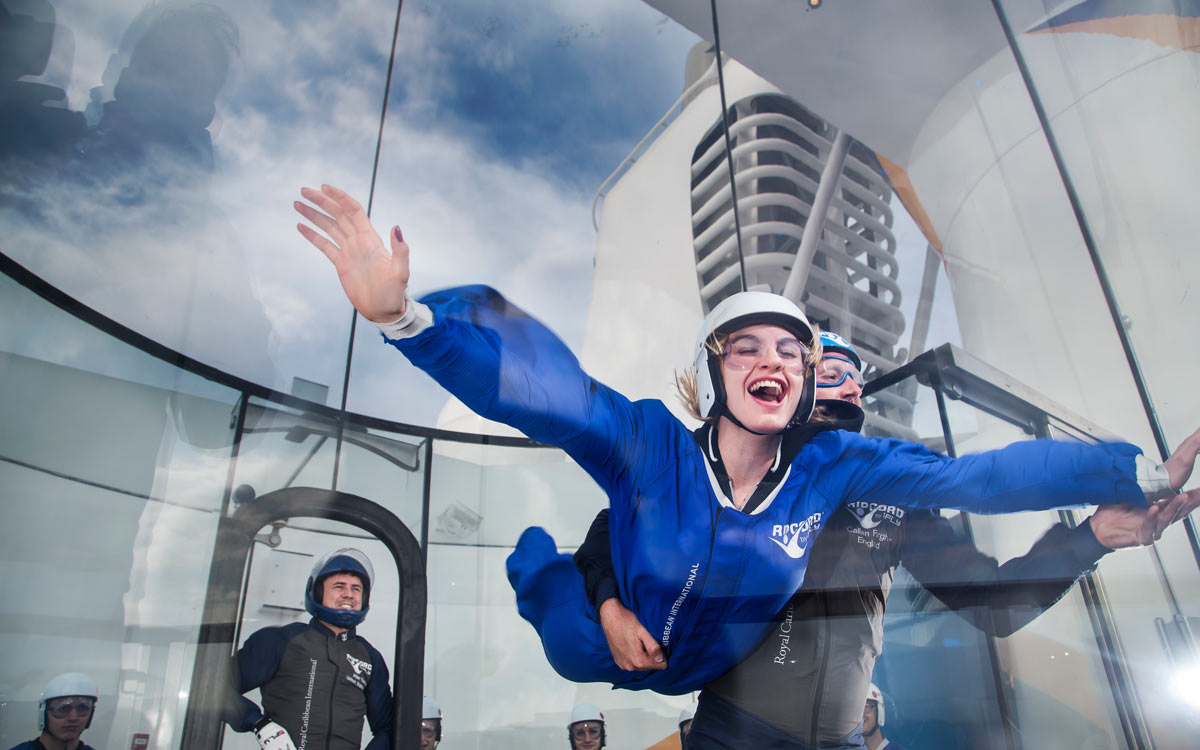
[39,672,98,732]
[568,703,605,748]
[422,696,442,721]
[422,696,442,743]
[866,682,886,726]
[693,291,818,428]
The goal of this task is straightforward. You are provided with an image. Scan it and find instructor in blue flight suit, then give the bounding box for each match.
[293,183,1200,696]
[225,548,392,750]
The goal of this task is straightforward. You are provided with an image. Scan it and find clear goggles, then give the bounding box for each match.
[571,722,603,739]
[722,336,811,375]
[815,354,863,389]
[47,697,95,718]
[421,721,438,738]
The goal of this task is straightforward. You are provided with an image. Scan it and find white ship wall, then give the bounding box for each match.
[580,62,788,412]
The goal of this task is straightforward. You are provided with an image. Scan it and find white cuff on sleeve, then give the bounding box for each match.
[1135,454,1174,502]
[373,298,433,339]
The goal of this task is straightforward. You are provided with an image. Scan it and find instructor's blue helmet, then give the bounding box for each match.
[817,331,863,391]
[305,548,374,628]
[817,331,861,370]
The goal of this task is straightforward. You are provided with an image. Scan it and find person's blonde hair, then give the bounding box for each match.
[674,327,823,421]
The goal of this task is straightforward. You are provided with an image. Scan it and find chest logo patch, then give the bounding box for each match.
[769,512,822,559]
[345,653,372,677]
[846,502,905,530]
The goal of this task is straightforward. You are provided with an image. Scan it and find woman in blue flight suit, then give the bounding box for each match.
[292,184,1200,695]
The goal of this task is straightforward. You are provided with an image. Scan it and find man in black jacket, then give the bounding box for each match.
[576,331,1193,749]
[225,548,393,750]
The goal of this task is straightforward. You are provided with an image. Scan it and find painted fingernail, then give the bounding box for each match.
[393,226,404,243]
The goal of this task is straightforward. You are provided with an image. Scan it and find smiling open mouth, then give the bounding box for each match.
[749,378,786,403]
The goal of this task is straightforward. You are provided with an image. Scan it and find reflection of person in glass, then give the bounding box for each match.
[0,0,85,163]
[225,549,393,750]
[862,684,903,750]
[9,672,99,750]
[581,332,1200,748]
[0,1,275,383]
[294,184,1200,695]
[85,1,238,179]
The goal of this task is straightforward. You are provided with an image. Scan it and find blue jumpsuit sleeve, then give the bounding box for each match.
[900,510,1110,637]
[362,644,392,750]
[815,431,1147,514]
[387,285,647,497]
[223,626,288,731]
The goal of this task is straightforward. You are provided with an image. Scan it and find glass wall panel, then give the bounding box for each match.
[0,0,395,397]
[345,0,704,425]
[998,0,1200,454]
[0,268,239,749]
[997,9,1200,738]
[332,424,426,535]
[424,441,686,749]
[943,405,1133,749]
[232,399,340,500]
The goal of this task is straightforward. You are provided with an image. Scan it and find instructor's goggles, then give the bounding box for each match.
[816,354,862,389]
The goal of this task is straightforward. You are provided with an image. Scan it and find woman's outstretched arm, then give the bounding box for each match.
[294,185,675,501]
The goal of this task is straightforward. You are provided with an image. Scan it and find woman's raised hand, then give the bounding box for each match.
[295,185,410,323]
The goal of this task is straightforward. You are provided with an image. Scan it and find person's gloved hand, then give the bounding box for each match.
[254,719,297,750]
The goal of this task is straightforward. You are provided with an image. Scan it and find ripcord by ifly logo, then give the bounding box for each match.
[769,512,822,558]
[846,502,905,530]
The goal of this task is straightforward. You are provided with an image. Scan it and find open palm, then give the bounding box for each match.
[295,184,410,323]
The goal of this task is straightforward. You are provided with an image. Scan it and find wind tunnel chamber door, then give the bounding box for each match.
[179,487,426,750]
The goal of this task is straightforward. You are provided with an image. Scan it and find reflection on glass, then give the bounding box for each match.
[1,0,400,395]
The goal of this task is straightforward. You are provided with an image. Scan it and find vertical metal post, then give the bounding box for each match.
[989,0,1168,458]
[906,245,942,361]
[334,0,407,491]
[782,130,851,303]
[1040,414,1151,748]
[932,383,1020,750]
[709,0,749,290]
[420,439,433,565]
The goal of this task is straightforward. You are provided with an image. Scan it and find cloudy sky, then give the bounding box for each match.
[4,0,964,435]
[4,0,703,427]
